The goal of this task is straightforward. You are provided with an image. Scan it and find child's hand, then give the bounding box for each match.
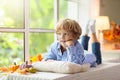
[65,39,74,47]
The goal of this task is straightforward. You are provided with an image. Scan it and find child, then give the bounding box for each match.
[44,19,97,66]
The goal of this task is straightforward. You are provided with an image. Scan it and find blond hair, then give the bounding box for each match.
[56,19,82,40]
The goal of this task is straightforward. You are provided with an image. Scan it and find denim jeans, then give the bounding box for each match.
[81,36,102,64]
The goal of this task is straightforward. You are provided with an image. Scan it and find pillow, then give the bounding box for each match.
[32,61,90,74]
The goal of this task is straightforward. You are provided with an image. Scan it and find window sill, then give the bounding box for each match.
[102,50,120,61]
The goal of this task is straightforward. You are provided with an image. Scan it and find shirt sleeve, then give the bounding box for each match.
[83,50,97,67]
[44,43,57,61]
[66,42,85,65]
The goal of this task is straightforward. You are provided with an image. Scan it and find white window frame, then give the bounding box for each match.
[0,0,55,61]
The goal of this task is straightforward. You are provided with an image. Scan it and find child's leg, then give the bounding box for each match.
[91,33,102,64]
[81,35,90,50]
[89,20,102,64]
[81,20,90,50]
[92,42,102,64]
[82,20,102,65]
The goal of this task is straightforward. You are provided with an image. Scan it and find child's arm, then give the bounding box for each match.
[44,43,57,61]
[66,41,85,64]
[44,49,57,61]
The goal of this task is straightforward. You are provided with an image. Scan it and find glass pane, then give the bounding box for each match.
[60,0,79,20]
[30,0,54,29]
[0,33,24,66]
[29,32,54,59]
[0,0,24,28]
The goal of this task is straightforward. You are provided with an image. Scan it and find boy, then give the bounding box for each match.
[44,19,98,66]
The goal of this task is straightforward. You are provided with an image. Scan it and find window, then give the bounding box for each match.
[0,0,24,66]
[59,0,80,21]
[0,0,80,66]
[0,0,24,28]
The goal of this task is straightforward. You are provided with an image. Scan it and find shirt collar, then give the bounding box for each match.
[57,42,61,50]
[56,42,64,56]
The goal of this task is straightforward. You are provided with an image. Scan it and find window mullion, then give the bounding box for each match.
[54,0,59,41]
[24,0,30,61]
[54,0,59,24]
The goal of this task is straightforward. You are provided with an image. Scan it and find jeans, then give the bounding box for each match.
[81,36,102,64]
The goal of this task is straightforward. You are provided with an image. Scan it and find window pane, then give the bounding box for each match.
[30,0,54,29]
[29,33,54,57]
[60,0,79,20]
[0,0,24,28]
[0,33,24,66]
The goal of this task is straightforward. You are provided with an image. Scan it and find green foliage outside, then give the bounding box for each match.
[0,33,24,66]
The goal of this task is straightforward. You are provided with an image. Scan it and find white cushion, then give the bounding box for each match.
[32,61,90,74]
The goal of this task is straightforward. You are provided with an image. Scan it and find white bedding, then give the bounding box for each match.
[57,63,120,80]
[1,63,120,80]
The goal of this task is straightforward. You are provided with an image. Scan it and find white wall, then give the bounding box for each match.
[100,0,120,24]
[79,0,100,35]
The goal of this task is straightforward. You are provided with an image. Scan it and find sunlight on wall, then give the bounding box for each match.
[90,0,100,19]
[78,0,100,52]
[79,0,100,35]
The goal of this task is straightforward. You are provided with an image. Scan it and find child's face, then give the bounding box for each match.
[57,30,74,47]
